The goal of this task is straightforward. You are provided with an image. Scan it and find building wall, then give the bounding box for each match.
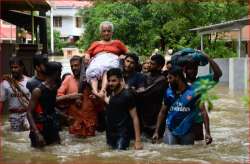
[198,57,248,91]
[55,16,73,37]
[229,58,248,91]
[214,58,229,83]
[53,8,77,17]
[47,8,84,38]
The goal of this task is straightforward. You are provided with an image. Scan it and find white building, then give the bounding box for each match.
[47,0,92,40]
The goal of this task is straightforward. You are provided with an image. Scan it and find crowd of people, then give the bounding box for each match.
[0,21,222,150]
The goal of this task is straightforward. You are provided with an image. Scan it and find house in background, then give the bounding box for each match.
[0,20,32,44]
[47,0,92,56]
[1,0,50,76]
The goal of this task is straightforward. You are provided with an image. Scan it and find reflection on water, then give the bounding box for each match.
[1,56,249,164]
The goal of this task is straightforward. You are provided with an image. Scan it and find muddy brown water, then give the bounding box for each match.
[1,83,248,164]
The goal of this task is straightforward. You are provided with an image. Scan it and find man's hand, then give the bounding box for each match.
[84,54,91,65]
[35,131,46,147]
[103,90,110,104]
[205,133,212,145]
[134,141,143,150]
[152,132,159,144]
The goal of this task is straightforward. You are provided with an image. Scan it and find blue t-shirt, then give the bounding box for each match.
[164,86,199,136]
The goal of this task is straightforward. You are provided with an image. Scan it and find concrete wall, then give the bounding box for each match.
[198,57,248,91]
[214,58,229,83]
[229,58,248,91]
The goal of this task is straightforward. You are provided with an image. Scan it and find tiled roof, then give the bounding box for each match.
[52,0,92,8]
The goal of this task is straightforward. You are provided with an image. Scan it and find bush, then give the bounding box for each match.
[204,41,237,58]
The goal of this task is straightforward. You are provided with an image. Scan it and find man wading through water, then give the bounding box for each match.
[103,68,143,150]
[0,56,30,131]
[57,55,102,137]
[153,66,200,145]
[27,62,62,148]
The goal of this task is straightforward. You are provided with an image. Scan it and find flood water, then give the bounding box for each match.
[1,57,249,164]
[1,85,248,164]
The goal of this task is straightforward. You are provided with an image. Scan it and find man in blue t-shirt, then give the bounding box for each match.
[152,66,199,145]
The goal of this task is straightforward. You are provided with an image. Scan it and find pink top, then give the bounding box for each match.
[86,40,128,58]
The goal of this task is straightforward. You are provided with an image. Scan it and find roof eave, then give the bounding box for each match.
[189,17,250,34]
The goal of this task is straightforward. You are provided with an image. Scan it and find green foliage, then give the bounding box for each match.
[204,41,237,58]
[195,79,219,112]
[54,31,67,53]
[162,17,192,50]
[47,23,67,54]
[76,1,248,57]
[79,3,143,51]
[241,95,249,107]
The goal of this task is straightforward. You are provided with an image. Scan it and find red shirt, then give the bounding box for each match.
[86,40,128,58]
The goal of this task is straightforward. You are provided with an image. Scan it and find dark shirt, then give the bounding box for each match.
[30,83,60,146]
[38,83,57,116]
[137,71,168,136]
[144,71,162,86]
[124,72,145,90]
[26,76,43,93]
[106,89,135,136]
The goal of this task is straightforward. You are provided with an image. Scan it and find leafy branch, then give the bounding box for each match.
[194,79,219,112]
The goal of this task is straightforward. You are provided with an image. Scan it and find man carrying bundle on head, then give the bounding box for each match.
[27,62,62,148]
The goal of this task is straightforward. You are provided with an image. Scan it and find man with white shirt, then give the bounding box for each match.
[0,57,30,131]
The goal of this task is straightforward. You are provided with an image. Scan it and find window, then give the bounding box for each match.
[75,17,82,28]
[53,17,62,27]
